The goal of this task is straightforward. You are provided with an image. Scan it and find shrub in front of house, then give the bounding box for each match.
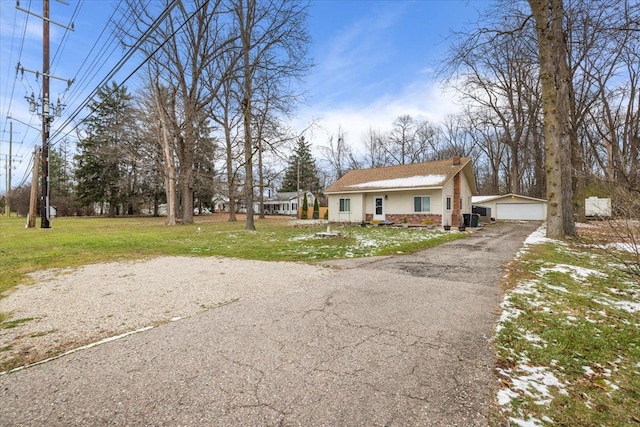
[302,193,308,219]
[312,197,320,219]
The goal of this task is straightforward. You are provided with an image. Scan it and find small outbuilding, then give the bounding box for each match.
[472,194,547,221]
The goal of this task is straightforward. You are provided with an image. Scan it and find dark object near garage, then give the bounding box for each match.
[472,205,490,217]
[463,213,481,227]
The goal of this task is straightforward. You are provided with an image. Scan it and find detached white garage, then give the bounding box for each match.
[472,194,547,221]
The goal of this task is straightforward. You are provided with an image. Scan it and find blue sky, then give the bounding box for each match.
[0,0,490,191]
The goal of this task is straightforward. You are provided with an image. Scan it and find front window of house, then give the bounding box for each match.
[446,196,452,211]
[339,198,351,212]
[414,196,431,213]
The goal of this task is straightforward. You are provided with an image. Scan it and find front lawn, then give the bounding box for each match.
[0,214,466,296]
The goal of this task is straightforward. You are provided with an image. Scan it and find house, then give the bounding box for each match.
[261,191,315,216]
[324,157,476,227]
[472,193,547,221]
[212,195,230,212]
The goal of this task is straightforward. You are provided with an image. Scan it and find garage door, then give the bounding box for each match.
[496,203,545,220]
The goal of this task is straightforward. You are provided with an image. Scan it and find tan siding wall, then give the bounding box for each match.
[328,193,364,223]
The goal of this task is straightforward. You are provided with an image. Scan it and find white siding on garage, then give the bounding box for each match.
[496,203,545,220]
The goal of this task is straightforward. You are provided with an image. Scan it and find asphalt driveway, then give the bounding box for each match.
[0,221,539,426]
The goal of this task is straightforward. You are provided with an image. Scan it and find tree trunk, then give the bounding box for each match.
[240,0,255,231]
[258,138,265,219]
[153,84,176,226]
[224,124,237,222]
[529,0,576,239]
[178,134,195,224]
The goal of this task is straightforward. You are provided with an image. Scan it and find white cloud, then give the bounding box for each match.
[293,77,463,155]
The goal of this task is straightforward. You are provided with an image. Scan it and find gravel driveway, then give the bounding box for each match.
[0,221,538,426]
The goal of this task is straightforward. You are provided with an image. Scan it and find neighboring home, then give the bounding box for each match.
[261,191,315,216]
[324,157,476,227]
[212,195,230,213]
[472,193,547,221]
[210,191,315,216]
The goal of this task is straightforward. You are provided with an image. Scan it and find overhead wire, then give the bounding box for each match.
[15,146,35,189]
[61,0,130,107]
[50,0,187,146]
[1,0,31,136]
[50,0,84,75]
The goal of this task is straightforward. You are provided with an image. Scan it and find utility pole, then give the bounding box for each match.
[7,121,12,216]
[28,147,41,228]
[40,0,51,228]
[16,0,73,228]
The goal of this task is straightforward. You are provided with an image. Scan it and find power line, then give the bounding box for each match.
[50,0,185,146]
[61,0,131,108]
[51,0,84,74]
[1,0,31,136]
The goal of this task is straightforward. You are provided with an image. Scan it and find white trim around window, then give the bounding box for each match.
[339,198,351,212]
[413,196,431,213]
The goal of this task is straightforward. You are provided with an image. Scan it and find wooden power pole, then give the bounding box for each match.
[28,146,40,228]
[16,0,73,228]
[40,0,51,228]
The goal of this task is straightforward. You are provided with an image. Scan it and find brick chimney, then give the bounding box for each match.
[452,156,461,166]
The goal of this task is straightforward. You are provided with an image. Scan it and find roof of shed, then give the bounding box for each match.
[471,193,547,204]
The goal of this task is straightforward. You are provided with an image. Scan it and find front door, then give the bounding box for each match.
[373,196,385,221]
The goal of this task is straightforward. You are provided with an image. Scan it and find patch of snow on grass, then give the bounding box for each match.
[600,242,638,253]
[540,264,606,281]
[354,237,378,248]
[523,226,555,246]
[594,297,640,313]
[498,364,568,408]
[497,387,519,406]
[604,379,620,392]
[509,415,547,427]
[496,299,524,333]
[612,301,640,313]
[544,284,570,293]
[523,331,547,347]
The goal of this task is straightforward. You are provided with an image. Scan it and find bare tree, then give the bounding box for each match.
[319,125,360,182]
[442,10,542,196]
[231,0,311,230]
[361,126,390,168]
[117,0,225,224]
[150,80,178,225]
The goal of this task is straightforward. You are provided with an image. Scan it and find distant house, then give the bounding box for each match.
[324,157,476,227]
[212,195,230,213]
[211,191,315,216]
[261,191,315,216]
[472,193,547,221]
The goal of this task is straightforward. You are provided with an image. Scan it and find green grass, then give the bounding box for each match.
[1,317,35,329]
[0,214,466,297]
[494,240,640,426]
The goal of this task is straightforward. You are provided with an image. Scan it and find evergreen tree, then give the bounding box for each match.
[312,196,319,219]
[75,82,135,216]
[280,136,321,194]
[301,192,308,219]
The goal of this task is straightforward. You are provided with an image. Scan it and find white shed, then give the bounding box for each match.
[472,194,547,221]
[585,197,612,217]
